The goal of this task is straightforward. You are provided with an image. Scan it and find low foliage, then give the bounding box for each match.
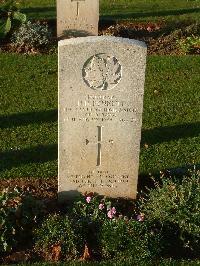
[140,170,200,257]
[11,21,51,52]
[34,194,162,262]
[34,214,78,261]
[0,187,45,254]
[177,35,200,54]
[99,218,151,262]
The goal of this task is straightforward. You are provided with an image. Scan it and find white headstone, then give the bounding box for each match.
[57,0,99,38]
[58,36,147,200]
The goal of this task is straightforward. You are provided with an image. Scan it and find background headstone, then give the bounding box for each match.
[57,0,99,38]
[58,36,147,200]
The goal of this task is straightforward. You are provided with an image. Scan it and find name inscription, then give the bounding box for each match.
[64,95,139,123]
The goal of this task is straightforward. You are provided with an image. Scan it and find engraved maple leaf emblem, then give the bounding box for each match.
[83,54,122,91]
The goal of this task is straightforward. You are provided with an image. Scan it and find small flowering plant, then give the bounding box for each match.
[72,193,117,223]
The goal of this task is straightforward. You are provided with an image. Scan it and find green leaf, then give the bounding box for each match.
[1,0,15,12]
[5,17,11,34]
[0,20,7,38]
[13,12,26,23]
[0,21,5,35]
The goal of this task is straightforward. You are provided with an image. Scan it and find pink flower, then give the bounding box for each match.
[99,203,104,210]
[107,207,116,219]
[107,210,113,219]
[111,207,116,215]
[136,213,145,222]
[86,196,91,203]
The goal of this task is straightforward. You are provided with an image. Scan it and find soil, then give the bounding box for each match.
[0,177,57,200]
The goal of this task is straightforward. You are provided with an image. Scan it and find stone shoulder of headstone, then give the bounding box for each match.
[59,36,147,48]
[58,36,147,201]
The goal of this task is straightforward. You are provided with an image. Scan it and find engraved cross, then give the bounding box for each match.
[71,0,85,16]
[86,126,113,167]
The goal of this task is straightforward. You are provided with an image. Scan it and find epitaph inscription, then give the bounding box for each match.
[59,36,147,200]
[68,171,129,189]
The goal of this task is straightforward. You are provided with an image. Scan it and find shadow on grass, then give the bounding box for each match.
[21,6,200,21]
[0,109,57,129]
[0,144,57,171]
[20,7,56,20]
[21,7,56,20]
[1,111,199,143]
[102,7,200,20]
[141,121,200,145]
[21,6,55,15]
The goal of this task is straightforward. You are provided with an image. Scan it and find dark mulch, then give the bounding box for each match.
[99,21,200,55]
[0,177,57,200]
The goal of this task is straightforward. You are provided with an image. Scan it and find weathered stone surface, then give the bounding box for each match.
[58,36,147,200]
[57,0,99,38]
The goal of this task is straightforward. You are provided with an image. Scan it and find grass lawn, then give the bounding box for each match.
[0,54,58,178]
[100,0,200,23]
[0,0,199,23]
[0,54,199,179]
